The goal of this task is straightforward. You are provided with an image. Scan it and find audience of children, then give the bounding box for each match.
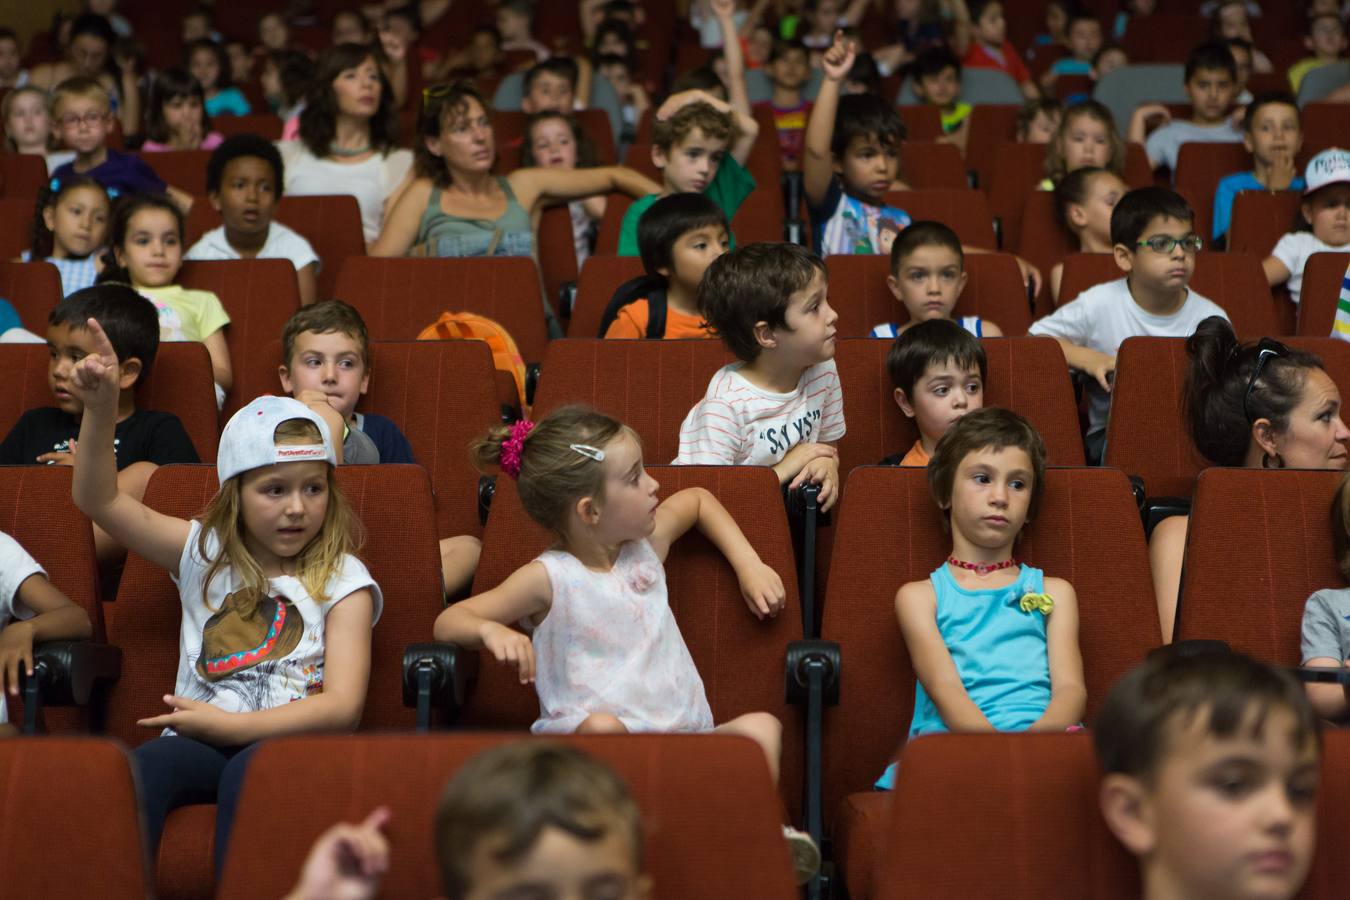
[1264,148,1350,307]
[1212,91,1305,245]
[880,317,987,467]
[21,175,110,297]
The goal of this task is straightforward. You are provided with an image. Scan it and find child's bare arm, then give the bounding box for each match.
[651,487,787,618]
[947,0,973,57]
[202,327,232,391]
[0,573,93,700]
[1262,254,1291,287]
[296,262,319,307]
[370,180,432,257]
[1028,576,1086,730]
[1303,656,1350,719]
[804,31,855,207]
[896,580,996,731]
[70,319,191,575]
[713,0,753,124]
[1128,104,1171,151]
[509,166,662,211]
[840,0,871,26]
[1054,339,1115,393]
[575,55,594,108]
[432,562,552,683]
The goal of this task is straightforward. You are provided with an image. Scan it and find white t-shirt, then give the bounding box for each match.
[185,222,321,275]
[167,520,383,731]
[1271,231,1350,306]
[1144,120,1243,173]
[1029,277,1229,435]
[674,360,847,466]
[277,142,414,243]
[0,532,45,725]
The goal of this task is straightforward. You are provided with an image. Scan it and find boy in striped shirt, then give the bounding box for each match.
[673,242,846,511]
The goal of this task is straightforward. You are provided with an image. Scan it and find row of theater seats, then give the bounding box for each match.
[13,728,1350,899]
[5,460,1343,897]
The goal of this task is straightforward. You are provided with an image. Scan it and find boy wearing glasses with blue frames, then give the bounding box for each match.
[1030,187,1229,463]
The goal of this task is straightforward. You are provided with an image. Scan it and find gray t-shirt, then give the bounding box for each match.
[1301,587,1350,663]
[343,422,380,464]
[1145,119,1243,173]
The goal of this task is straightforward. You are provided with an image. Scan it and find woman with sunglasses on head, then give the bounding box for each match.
[371,81,660,259]
[278,43,415,247]
[1150,315,1350,642]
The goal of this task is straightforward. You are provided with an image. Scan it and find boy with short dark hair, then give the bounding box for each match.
[911,46,972,153]
[602,192,729,339]
[1289,12,1347,94]
[1042,10,1104,90]
[521,57,582,114]
[754,37,813,171]
[186,134,321,306]
[1211,91,1305,244]
[873,220,1003,338]
[1029,187,1229,461]
[496,0,549,62]
[1130,41,1243,174]
[674,242,845,512]
[882,318,987,467]
[1096,649,1320,900]
[958,0,1039,99]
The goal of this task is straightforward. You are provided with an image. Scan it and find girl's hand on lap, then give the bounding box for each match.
[736,560,786,619]
[137,694,239,744]
[480,622,535,684]
[69,318,122,415]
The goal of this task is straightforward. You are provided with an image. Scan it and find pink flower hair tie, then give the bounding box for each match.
[500,419,534,480]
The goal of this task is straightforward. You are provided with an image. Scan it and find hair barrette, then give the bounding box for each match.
[570,443,605,462]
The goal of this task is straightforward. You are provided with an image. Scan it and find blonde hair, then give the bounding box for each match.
[1043,100,1125,183]
[472,406,632,537]
[51,75,112,117]
[196,418,363,617]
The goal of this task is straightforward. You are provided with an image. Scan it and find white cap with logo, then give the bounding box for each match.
[1304,148,1350,196]
[217,395,337,483]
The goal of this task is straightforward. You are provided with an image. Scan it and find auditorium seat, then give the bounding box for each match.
[0,154,46,202]
[901,141,967,190]
[885,189,997,250]
[210,113,283,140]
[0,197,33,260]
[1227,190,1301,258]
[964,104,1020,190]
[568,254,647,337]
[138,150,213,196]
[0,260,63,331]
[1294,252,1350,337]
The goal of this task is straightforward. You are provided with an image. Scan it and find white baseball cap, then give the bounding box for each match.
[1304,148,1350,196]
[218,395,337,483]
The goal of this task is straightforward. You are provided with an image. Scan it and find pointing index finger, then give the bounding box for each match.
[84,317,118,362]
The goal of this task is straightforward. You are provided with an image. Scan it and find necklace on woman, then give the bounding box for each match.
[328,143,373,157]
[947,555,1018,577]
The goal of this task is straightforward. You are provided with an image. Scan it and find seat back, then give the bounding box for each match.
[178,258,302,420]
[965,105,1021,190]
[568,254,647,338]
[825,253,1033,339]
[0,197,33,261]
[899,69,1023,105]
[1296,252,1350,337]
[0,739,151,898]
[1176,468,1345,662]
[536,204,579,319]
[1302,102,1350,156]
[211,113,283,140]
[0,342,220,463]
[219,733,798,899]
[1094,64,1189,134]
[333,256,551,365]
[1057,252,1280,338]
[878,733,1138,900]
[900,142,966,190]
[1174,142,1277,247]
[0,466,99,634]
[493,109,617,167]
[530,339,734,462]
[1297,61,1350,106]
[106,463,444,745]
[884,189,996,250]
[0,260,63,331]
[463,466,805,817]
[0,154,47,201]
[832,337,1084,477]
[820,466,1158,832]
[1229,191,1302,257]
[138,150,213,195]
[897,104,943,142]
[1017,190,1076,308]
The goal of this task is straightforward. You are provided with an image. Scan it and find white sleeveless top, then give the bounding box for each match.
[527,539,714,734]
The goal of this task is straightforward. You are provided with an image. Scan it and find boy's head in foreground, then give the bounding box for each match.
[435,742,651,900]
[650,102,736,194]
[1096,648,1320,900]
[279,300,371,420]
[637,192,730,294]
[47,283,160,417]
[889,318,987,452]
[1110,187,1201,294]
[698,242,834,366]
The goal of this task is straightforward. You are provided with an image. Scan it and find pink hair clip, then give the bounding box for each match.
[500,419,534,480]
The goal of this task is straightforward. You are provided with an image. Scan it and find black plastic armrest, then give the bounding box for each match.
[1291,665,1350,684]
[402,642,480,730]
[992,215,1003,250]
[558,282,578,319]
[786,481,831,526]
[478,475,497,526]
[1128,475,1146,511]
[785,638,840,880]
[525,363,541,407]
[500,404,521,424]
[20,641,122,735]
[1142,497,1191,539]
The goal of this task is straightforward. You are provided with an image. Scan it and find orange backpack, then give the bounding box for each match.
[417,311,527,409]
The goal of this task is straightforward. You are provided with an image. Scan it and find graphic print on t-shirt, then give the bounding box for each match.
[195,589,304,682]
[758,408,824,457]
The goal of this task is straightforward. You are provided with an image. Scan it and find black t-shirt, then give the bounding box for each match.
[0,407,200,469]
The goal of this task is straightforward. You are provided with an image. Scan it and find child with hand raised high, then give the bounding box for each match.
[880,407,1085,788]
[70,318,380,874]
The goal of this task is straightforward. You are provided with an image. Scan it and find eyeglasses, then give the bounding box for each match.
[1243,337,1289,424]
[57,112,106,129]
[1135,234,1204,254]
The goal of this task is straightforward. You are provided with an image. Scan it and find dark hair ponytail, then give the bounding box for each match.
[1183,316,1323,466]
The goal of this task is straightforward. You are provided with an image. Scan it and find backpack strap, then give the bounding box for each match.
[644,286,667,339]
[597,274,666,338]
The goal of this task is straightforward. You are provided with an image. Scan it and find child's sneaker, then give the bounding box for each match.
[783,825,822,884]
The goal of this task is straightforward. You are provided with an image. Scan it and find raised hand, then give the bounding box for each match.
[821,30,857,83]
[68,318,122,416]
[287,807,392,900]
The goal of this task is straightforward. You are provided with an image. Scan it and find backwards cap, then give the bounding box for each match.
[1304,148,1350,196]
[217,395,336,482]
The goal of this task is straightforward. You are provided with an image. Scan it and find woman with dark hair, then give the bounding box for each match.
[371,81,658,259]
[140,68,223,152]
[1150,316,1350,642]
[29,13,140,137]
[279,43,415,245]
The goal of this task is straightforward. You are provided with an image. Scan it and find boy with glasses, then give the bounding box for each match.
[1029,187,1229,462]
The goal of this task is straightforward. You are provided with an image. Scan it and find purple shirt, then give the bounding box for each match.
[51,149,166,199]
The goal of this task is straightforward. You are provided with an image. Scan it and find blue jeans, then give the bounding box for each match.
[134,736,260,875]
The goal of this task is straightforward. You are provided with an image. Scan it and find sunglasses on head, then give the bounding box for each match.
[1243,337,1289,424]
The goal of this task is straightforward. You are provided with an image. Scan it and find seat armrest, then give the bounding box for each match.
[1142,496,1191,540]
[19,641,122,735]
[525,363,542,407]
[402,642,479,729]
[478,475,497,526]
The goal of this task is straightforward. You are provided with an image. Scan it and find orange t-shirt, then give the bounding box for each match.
[603,299,711,340]
[899,440,930,467]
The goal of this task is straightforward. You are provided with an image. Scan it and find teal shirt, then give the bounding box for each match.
[617,155,757,256]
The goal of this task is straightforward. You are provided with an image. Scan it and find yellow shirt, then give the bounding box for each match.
[136,284,230,342]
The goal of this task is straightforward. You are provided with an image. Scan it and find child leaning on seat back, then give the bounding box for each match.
[880,407,1085,789]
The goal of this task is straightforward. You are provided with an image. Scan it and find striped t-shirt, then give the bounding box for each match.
[673,360,846,467]
[1333,261,1350,343]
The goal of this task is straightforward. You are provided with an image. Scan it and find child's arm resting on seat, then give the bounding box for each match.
[70,318,192,576]
[1027,576,1086,730]
[510,166,663,212]
[803,31,856,209]
[432,561,553,684]
[137,587,376,743]
[896,579,996,731]
[0,573,93,700]
[650,486,787,619]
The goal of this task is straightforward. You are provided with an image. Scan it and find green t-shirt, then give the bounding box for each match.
[616,155,757,256]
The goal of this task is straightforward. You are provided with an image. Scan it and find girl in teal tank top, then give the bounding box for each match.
[877,409,1086,790]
